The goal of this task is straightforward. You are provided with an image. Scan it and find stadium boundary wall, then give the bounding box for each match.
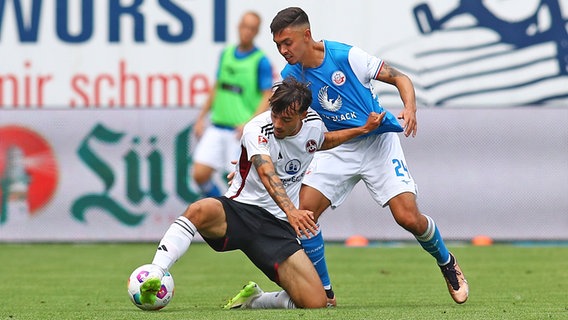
[0,108,566,241]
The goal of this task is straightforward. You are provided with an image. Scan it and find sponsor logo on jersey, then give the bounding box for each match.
[281,172,305,187]
[305,139,317,153]
[331,71,346,86]
[258,135,268,146]
[321,111,358,122]
[285,159,301,174]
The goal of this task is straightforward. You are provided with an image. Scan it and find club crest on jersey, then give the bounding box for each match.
[258,135,268,146]
[318,86,342,112]
[285,159,301,174]
[305,139,317,153]
[331,71,346,86]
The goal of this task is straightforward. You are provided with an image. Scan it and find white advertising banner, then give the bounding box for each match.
[1,0,567,108]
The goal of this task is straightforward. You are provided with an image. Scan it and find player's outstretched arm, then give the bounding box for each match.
[319,112,385,150]
[251,154,318,238]
[194,83,217,139]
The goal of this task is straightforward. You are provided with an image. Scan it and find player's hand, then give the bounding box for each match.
[226,171,235,185]
[286,208,318,238]
[226,160,237,185]
[397,107,417,137]
[227,160,237,185]
[194,119,206,139]
[363,112,385,133]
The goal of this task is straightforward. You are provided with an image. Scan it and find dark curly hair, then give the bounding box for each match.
[269,77,312,115]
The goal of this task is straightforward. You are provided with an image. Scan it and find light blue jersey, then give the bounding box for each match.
[281,40,403,135]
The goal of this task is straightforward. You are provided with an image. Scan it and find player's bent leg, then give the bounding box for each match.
[277,249,327,308]
[388,193,449,262]
[223,249,326,310]
[151,216,197,272]
[298,227,336,307]
[183,198,228,239]
[299,184,331,221]
[387,192,428,234]
[388,192,468,303]
[298,185,336,306]
[192,163,221,197]
[150,198,224,277]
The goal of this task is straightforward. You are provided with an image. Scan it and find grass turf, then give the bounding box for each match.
[1,243,567,320]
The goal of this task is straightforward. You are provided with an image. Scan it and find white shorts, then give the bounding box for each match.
[303,132,417,208]
[193,125,241,173]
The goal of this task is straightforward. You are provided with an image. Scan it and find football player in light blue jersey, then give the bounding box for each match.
[268,7,469,306]
[282,43,404,136]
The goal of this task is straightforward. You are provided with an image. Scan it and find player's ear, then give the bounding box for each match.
[304,28,312,41]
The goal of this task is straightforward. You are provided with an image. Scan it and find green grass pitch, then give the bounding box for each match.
[1,242,567,320]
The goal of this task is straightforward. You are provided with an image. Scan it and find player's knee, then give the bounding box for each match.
[192,171,209,185]
[395,212,423,234]
[299,194,329,219]
[192,164,213,184]
[293,282,327,308]
[311,295,328,308]
[295,294,327,309]
[183,202,205,227]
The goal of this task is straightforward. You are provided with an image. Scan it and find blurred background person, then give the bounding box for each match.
[192,11,273,198]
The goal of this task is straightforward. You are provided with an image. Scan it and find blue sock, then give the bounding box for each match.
[415,215,451,266]
[300,226,331,289]
[198,180,221,197]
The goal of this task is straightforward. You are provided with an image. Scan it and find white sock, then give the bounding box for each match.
[249,291,296,309]
[151,216,196,271]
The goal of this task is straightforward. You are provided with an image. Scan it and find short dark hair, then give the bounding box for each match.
[269,77,312,115]
[270,7,310,35]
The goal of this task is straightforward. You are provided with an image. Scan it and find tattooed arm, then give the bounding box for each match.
[376,62,418,137]
[251,154,318,237]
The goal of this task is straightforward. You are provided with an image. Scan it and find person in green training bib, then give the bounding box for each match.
[192,11,274,198]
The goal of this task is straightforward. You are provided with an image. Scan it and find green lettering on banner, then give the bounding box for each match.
[175,125,200,203]
[72,123,200,226]
[73,123,146,225]
[125,136,167,205]
[72,195,145,225]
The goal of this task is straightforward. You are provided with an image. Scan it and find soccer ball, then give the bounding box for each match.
[127,264,175,311]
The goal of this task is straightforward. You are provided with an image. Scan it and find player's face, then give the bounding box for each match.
[271,107,306,139]
[273,27,309,65]
[239,14,259,47]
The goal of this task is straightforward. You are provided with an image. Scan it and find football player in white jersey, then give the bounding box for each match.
[137,77,384,309]
[267,7,469,305]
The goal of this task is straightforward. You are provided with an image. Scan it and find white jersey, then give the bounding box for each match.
[225,110,325,221]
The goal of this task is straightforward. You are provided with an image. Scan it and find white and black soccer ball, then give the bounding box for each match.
[127,264,175,311]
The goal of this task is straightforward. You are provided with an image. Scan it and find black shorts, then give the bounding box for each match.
[202,196,302,283]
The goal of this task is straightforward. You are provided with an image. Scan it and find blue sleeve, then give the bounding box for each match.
[215,48,227,79]
[257,56,273,91]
